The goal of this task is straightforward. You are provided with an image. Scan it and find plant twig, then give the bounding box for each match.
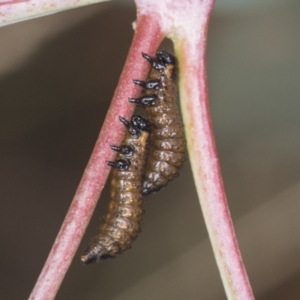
[135,0,255,298]
[29,13,163,300]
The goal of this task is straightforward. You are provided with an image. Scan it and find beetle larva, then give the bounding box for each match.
[81,115,151,263]
[129,50,186,196]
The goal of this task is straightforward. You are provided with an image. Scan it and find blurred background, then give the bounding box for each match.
[1,0,300,299]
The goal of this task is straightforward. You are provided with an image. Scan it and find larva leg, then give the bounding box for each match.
[110,145,135,156]
[133,79,160,90]
[129,95,157,106]
[106,159,131,171]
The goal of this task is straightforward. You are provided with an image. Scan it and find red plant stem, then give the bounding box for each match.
[176,23,255,300]
[29,14,164,300]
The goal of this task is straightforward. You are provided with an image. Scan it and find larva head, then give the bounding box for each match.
[142,51,176,68]
[157,50,178,80]
[131,115,151,133]
[142,51,177,79]
[119,115,151,137]
[156,50,177,66]
[142,52,165,72]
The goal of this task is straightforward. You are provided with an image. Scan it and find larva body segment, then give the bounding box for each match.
[81,115,150,264]
[130,51,186,195]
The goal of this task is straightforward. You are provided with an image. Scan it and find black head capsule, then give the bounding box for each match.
[107,159,131,171]
[133,79,160,90]
[110,145,135,156]
[156,50,177,66]
[141,52,165,71]
[119,116,139,137]
[129,95,157,107]
[131,115,151,132]
[119,115,151,137]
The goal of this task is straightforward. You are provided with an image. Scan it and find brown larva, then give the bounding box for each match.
[81,115,151,263]
[129,50,186,196]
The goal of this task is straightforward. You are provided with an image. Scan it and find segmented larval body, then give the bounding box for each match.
[81,115,150,263]
[130,51,186,195]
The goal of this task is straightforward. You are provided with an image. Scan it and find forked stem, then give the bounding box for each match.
[175,27,255,300]
[29,0,254,299]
